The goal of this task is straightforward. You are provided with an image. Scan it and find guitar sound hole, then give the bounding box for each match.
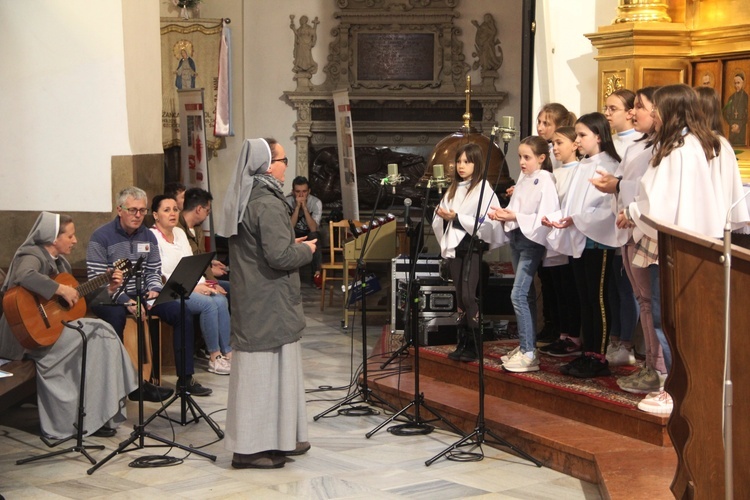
[56,297,71,310]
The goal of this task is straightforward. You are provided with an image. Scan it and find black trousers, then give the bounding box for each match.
[571,248,613,355]
[449,253,481,330]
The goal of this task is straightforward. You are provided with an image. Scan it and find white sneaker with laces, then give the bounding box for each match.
[606,343,636,366]
[501,346,521,364]
[502,350,540,373]
[637,390,673,415]
[208,355,231,375]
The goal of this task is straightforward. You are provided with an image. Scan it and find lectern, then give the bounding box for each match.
[644,215,750,498]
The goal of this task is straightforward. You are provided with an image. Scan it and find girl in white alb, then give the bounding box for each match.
[489,136,560,373]
[432,143,502,362]
[545,112,621,379]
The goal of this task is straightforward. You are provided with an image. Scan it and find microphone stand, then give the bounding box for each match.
[17,320,105,466]
[313,179,398,420]
[427,127,541,467]
[366,180,465,439]
[719,190,750,499]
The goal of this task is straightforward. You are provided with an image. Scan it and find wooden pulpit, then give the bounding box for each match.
[644,215,750,498]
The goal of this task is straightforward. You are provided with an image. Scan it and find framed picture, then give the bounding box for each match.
[722,61,750,147]
[693,58,750,148]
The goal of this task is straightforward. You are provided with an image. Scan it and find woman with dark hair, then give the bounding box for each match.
[433,143,502,363]
[0,212,137,439]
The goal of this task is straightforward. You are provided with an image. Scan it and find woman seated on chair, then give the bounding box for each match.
[0,212,138,439]
[150,195,232,375]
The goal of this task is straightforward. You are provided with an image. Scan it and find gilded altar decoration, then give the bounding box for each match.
[161,19,223,151]
[604,74,625,100]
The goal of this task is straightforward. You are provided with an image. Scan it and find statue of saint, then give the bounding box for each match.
[471,14,503,72]
[290,15,320,75]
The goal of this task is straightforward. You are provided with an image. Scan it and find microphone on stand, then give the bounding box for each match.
[498,115,518,144]
[382,163,403,194]
[403,198,412,232]
[430,164,449,195]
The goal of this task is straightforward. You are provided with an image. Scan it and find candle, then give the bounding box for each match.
[502,116,514,129]
[433,164,444,179]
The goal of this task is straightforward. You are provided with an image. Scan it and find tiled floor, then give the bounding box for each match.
[0,284,601,499]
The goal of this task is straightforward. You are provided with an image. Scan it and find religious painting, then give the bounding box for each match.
[722,60,750,147]
[161,20,223,151]
[693,60,721,91]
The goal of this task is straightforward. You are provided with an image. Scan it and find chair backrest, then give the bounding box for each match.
[327,220,360,265]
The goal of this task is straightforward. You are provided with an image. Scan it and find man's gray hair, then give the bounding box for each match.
[116,186,147,208]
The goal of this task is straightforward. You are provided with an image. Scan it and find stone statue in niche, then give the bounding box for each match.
[290,15,320,90]
[471,13,503,91]
[309,146,427,209]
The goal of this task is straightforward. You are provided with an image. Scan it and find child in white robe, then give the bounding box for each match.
[619,84,726,415]
[545,112,622,379]
[490,136,560,372]
[432,143,502,362]
[538,127,582,357]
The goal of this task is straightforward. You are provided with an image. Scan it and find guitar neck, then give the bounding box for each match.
[76,273,110,297]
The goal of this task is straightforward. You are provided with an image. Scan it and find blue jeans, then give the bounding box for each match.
[649,264,672,371]
[186,291,231,355]
[609,253,639,342]
[509,230,546,354]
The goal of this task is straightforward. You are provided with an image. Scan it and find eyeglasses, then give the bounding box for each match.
[272,157,289,166]
[602,105,624,114]
[121,206,148,216]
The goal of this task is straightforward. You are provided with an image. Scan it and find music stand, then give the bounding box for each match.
[87,253,219,475]
[150,252,223,437]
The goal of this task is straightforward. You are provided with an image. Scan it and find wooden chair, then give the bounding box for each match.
[319,220,359,311]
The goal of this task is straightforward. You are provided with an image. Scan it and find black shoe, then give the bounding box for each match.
[91,426,117,438]
[271,441,311,456]
[569,355,611,378]
[560,354,588,375]
[178,376,212,397]
[128,381,174,402]
[447,332,467,361]
[458,345,477,362]
[458,330,478,362]
[545,338,583,358]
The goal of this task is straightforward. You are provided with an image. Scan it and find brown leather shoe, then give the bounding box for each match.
[231,451,285,469]
[271,441,311,456]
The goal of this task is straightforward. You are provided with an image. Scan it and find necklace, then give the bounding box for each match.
[154,225,174,244]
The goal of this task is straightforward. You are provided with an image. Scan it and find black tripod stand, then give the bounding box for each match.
[17,320,104,466]
[151,253,223,437]
[367,181,465,439]
[314,180,398,421]
[88,254,217,474]
[426,127,542,467]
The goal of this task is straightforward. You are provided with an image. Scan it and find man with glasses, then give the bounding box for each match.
[87,186,212,398]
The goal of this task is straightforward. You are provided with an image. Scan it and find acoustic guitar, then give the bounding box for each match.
[2,259,130,349]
